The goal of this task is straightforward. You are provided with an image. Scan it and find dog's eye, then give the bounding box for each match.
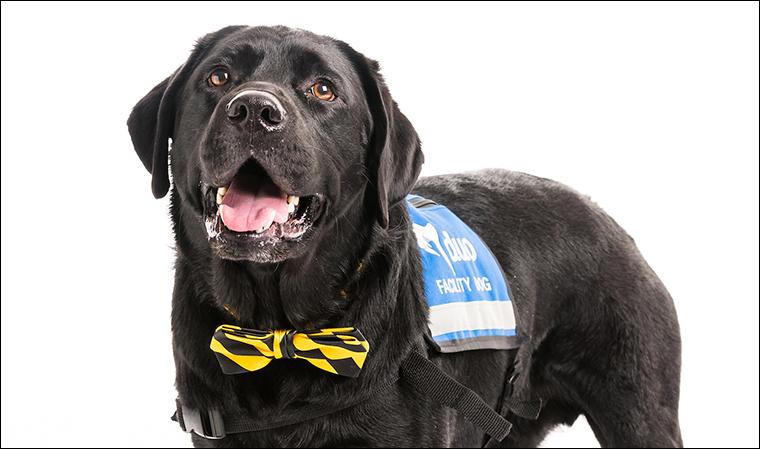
[308,80,336,102]
[208,68,230,87]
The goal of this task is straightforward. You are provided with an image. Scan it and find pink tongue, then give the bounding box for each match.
[220,175,290,232]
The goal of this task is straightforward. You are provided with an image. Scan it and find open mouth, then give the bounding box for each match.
[203,159,325,243]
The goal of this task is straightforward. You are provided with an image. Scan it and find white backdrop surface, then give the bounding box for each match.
[1,2,758,447]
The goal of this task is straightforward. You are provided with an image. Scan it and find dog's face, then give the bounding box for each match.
[128,26,423,263]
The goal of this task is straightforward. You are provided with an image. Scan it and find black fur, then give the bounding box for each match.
[128,26,682,447]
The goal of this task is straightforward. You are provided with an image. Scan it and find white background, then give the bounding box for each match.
[1,2,758,447]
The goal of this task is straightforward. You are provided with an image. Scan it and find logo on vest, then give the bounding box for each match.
[413,222,477,275]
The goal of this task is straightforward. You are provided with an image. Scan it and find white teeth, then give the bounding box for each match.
[216,186,229,205]
[286,195,300,216]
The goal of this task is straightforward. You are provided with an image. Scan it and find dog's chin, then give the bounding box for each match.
[201,161,326,263]
[205,200,325,262]
[207,229,320,263]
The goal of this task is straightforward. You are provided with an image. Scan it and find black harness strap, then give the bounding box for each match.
[407,196,438,209]
[173,376,400,439]
[400,351,513,442]
[482,370,543,447]
[173,351,539,444]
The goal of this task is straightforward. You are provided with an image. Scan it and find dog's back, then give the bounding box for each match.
[414,169,682,447]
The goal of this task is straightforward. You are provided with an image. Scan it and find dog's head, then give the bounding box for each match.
[128,26,423,263]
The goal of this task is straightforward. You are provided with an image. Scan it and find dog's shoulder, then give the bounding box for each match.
[412,169,614,235]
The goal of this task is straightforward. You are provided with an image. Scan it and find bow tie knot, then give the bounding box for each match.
[210,325,370,378]
[272,329,294,360]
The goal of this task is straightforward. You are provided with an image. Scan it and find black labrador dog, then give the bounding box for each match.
[128,26,682,447]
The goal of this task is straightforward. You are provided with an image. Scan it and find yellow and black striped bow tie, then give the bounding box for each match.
[210,325,370,378]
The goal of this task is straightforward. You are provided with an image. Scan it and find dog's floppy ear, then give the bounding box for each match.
[338,43,424,228]
[127,25,245,198]
[127,69,182,198]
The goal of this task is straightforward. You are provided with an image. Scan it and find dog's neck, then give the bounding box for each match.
[170,197,428,411]
[207,203,398,330]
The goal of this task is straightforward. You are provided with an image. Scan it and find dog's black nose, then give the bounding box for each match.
[226,90,286,129]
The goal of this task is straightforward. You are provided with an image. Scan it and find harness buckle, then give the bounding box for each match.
[175,402,226,439]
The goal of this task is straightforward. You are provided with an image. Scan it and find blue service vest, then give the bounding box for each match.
[407,195,520,353]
